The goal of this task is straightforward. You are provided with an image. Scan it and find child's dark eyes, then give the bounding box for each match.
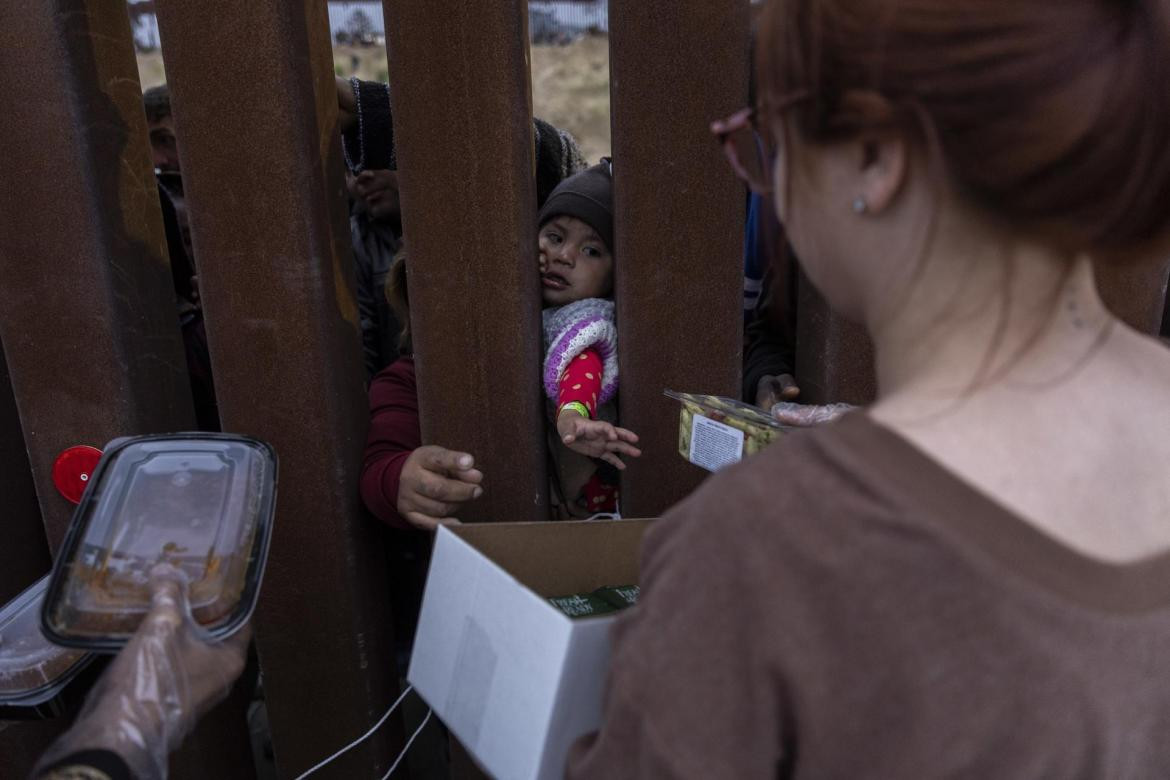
[583,246,602,258]
[544,231,563,245]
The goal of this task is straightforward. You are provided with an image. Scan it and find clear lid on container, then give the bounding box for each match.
[42,434,278,652]
[0,576,93,704]
[664,390,785,431]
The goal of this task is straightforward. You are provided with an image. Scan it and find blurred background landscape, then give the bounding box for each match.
[130,0,613,163]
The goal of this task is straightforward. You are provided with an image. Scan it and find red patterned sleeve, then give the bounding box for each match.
[557,348,604,418]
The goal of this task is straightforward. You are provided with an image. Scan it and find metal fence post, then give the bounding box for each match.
[152,0,405,775]
[0,345,52,606]
[609,0,750,516]
[0,0,195,551]
[794,277,878,406]
[0,345,58,779]
[382,0,548,524]
[0,3,258,778]
[1096,258,1170,336]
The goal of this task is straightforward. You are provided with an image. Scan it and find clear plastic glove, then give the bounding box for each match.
[34,565,251,780]
[771,401,856,427]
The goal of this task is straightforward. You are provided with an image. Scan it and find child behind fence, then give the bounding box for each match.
[536,160,641,517]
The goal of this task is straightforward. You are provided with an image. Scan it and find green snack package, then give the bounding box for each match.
[593,585,640,610]
[548,593,619,619]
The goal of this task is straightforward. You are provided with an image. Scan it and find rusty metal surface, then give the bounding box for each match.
[610,0,749,516]
[0,347,61,779]
[152,0,404,775]
[0,0,195,552]
[383,0,548,524]
[794,274,878,406]
[0,4,254,777]
[1095,257,1170,336]
[0,346,52,606]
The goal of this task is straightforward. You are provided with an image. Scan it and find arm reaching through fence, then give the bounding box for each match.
[556,348,641,470]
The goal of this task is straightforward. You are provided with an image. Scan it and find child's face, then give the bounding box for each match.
[538,216,613,306]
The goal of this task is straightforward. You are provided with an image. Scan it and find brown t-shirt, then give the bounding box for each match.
[567,413,1170,779]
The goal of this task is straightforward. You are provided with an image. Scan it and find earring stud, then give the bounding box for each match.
[852,196,868,214]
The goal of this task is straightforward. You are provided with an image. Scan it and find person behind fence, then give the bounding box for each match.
[360,163,641,530]
[568,0,1170,776]
[538,160,641,517]
[336,76,587,378]
[142,85,220,432]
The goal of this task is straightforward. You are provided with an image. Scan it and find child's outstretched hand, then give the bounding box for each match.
[558,410,642,470]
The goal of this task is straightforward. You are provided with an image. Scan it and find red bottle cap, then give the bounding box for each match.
[52,446,104,504]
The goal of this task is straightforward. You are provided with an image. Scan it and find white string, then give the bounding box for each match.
[379,710,434,780]
[292,685,415,780]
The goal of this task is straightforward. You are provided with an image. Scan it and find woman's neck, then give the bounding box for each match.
[869,238,1112,413]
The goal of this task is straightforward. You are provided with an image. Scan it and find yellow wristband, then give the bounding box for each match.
[559,401,590,420]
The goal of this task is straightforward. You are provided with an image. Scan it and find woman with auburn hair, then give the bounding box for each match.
[568,0,1170,777]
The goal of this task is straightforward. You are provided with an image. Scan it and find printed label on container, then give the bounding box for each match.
[688,414,745,472]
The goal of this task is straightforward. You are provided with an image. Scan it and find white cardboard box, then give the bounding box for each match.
[408,519,651,780]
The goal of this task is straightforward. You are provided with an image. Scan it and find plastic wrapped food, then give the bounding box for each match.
[666,390,787,471]
[771,401,855,427]
[0,576,93,711]
[42,434,278,651]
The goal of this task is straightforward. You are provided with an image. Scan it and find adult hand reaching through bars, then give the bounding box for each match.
[396,446,485,531]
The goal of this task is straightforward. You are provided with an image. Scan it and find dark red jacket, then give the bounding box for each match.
[361,357,419,530]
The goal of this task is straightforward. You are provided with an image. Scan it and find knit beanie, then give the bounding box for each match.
[534,118,587,207]
[537,159,614,252]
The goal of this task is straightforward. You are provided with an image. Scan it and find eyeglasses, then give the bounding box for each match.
[712,92,812,195]
[712,106,776,194]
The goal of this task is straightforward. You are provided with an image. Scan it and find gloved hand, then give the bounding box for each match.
[771,401,855,427]
[34,565,251,780]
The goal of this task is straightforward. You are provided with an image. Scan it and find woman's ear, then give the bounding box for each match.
[838,91,909,215]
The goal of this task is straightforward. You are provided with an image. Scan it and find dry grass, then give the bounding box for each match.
[529,35,611,164]
[135,36,612,164]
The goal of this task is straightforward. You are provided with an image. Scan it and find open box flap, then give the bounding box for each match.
[408,520,652,780]
[409,526,576,779]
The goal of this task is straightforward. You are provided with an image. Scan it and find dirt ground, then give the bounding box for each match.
[136,35,612,164]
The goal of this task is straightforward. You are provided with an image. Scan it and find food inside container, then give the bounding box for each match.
[666,390,786,471]
[0,576,92,707]
[42,434,277,651]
